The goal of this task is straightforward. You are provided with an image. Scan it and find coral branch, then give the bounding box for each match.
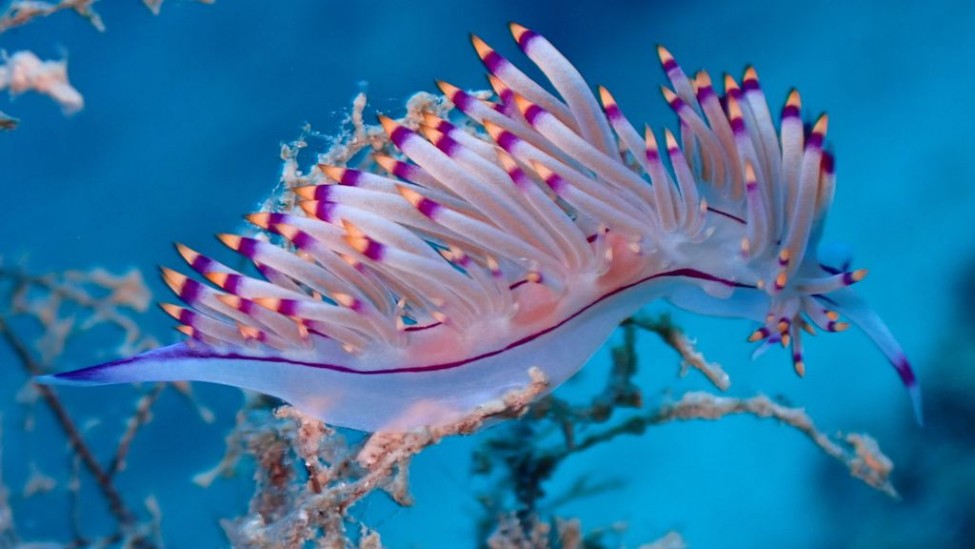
[216,368,549,547]
[0,51,83,113]
[0,315,137,525]
[108,383,167,477]
[0,111,17,130]
[626,314,730,390]
[0,416,16,548]
[471,310,896,546]
[0,0,214,34]
[652,392,898,497]
[2,265,157,362]
[0,262,198,547]
[0,0,104,34]
[539,391,896,498]
[0,0,213,127]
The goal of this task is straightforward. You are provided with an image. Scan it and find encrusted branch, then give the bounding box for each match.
[0,0,214,34]
[216,368,550,547]
[625,314,730,390]
[653,392,897,497]
[0,0,213,126]
[0,51,83,115]
[108,383,167,477]
[473,312,897,547]
[0,314,136,526]
[0,0,104,34]
[0,416,16,548]
[0,263,195,547]
[547,390,897,498]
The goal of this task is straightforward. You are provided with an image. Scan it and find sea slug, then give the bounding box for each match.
[38,24,921,431]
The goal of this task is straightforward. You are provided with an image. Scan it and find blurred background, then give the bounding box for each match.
[1,0,973,546]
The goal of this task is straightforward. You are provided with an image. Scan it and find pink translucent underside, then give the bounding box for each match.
[43,247,692,430]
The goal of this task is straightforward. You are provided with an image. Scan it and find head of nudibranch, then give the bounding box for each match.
[36,24,921,431]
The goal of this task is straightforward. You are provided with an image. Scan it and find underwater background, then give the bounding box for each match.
[1,0,973,547]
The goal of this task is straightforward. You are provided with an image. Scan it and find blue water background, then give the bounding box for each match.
[1,0,973,546]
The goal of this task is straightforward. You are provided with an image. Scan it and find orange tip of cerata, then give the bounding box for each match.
[812,114,829,135]
[217,233,242,250]
[159,302,183,319]
[159,266,186,285]
[293,185,316,200]
[656,44,674,64]
[204,271,231,288]
[377,114,398,135]
[509,22,531,41]
[246,213,271,228]
[786,89,801,108]
[470,34,493,58]
[319,164,346,183]
[597,85,616,107]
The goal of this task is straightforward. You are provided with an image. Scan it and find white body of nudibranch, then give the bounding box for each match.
[39,24,921,431]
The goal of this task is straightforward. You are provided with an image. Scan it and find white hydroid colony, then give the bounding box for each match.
[40,25,921,431]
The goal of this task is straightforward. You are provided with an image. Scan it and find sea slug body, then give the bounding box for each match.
[38,24,921,431]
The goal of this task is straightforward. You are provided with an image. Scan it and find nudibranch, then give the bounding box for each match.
[38,24,921,431]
